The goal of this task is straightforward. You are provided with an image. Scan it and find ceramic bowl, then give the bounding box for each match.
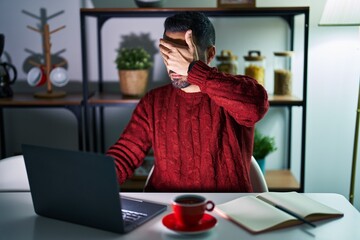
[134,0,165,8]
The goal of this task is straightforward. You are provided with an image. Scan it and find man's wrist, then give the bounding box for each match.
[187,61,198,73]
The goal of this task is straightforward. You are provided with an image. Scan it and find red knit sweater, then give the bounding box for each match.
[107,61,269,192]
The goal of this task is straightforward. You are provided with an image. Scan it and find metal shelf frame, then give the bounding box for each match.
[80,7,309,192]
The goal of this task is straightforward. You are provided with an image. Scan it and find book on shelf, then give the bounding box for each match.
[215,192,344,234]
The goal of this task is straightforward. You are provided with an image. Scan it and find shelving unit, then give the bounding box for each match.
[0,93,84,158]
[80,7,309,192]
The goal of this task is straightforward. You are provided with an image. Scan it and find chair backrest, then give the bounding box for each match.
[0,155,30,192]
[144,165,154,191]
[144,156,268,192]
[250,156,268,192]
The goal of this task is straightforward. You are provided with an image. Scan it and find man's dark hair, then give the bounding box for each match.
[164,11,215,53]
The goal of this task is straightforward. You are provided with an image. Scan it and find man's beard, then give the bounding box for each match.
[169,71,190,89]
[171,78,190,89]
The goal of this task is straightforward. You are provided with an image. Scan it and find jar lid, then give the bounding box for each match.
[274,51,294,57]
[216,50,238,61]
[244,50,265,61]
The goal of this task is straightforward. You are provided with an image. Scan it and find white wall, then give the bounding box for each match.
[0,0,359,209]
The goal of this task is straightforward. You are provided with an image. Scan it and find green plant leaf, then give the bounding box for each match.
[253,129,277,160]
[115,47,153,70]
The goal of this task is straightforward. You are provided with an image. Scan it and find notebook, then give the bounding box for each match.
[215,192,343,234]
[22,144,167,233]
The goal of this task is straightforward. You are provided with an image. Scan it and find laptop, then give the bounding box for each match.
[22,144,167,233]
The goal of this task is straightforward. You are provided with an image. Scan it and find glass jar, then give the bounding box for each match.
[244,50,265,86]
[216,50,238,75]
[273,51,294,95]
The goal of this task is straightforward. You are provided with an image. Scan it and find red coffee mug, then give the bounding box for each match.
[172,194,215,227]
[27,67,46,87]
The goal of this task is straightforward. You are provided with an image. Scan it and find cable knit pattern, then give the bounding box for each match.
[107,61,269,192]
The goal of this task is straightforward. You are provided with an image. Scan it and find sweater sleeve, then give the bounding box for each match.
[106,94,152,185]
[187,61,269,127]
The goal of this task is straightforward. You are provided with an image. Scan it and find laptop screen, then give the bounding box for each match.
[22,144,167,233]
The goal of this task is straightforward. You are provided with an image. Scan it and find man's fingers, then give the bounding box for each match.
[159,47,170,67]
[159,44,173,60]
[159,35,193,75]
[159,42,170,53]
[159,38,179,50]
[185,30,199,60]
[185,30,194,51]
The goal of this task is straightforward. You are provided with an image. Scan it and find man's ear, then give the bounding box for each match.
[206,45,216,64]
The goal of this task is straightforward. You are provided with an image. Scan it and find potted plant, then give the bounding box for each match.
[253,129,277,173]
[115,47,153,97]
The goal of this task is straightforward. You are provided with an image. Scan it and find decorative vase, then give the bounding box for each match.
[256,158,265,174]
[118,69,149,97]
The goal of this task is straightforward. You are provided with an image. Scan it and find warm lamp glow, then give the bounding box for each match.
[319,0,360,26]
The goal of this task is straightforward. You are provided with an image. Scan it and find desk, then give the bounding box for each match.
[0,192,359,239]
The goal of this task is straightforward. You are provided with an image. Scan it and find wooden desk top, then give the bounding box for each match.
[0,93,83,106]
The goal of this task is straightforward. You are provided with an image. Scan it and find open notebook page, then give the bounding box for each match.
[257,192,343,220]
[215,195,299,233]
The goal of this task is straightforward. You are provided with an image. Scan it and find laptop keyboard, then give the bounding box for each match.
[122,209,148,225]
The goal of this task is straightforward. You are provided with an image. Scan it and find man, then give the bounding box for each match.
[107,11,269,192]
